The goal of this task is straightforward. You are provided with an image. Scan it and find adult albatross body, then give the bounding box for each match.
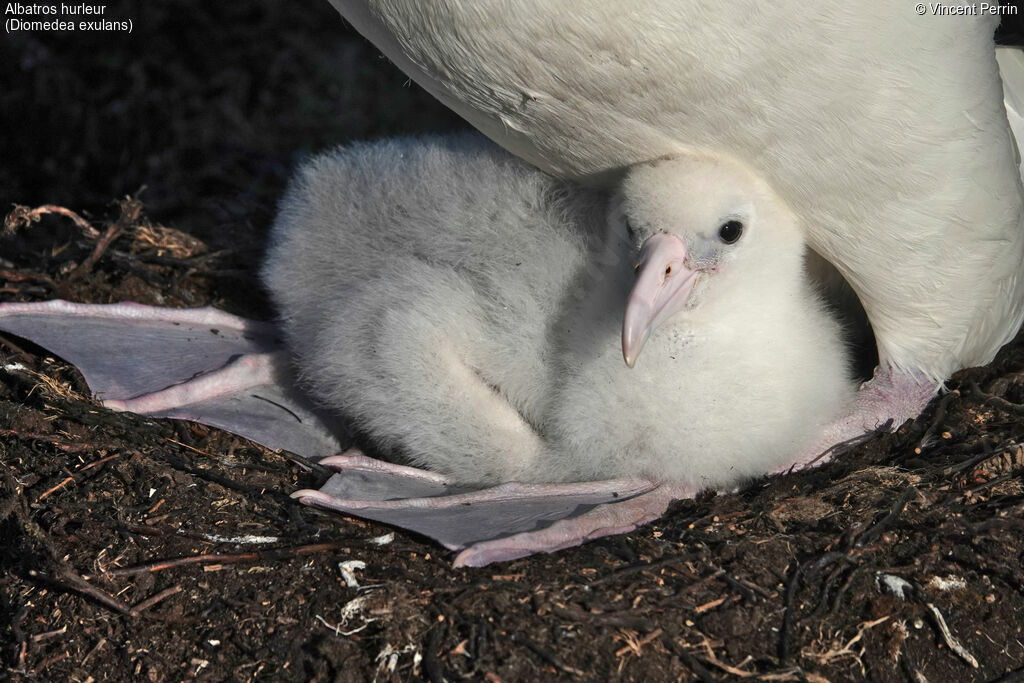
[327,1,1024,451]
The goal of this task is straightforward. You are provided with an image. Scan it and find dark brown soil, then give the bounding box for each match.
[3,3,1024,681]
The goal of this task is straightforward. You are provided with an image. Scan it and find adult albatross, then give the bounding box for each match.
[327,1,1024,456]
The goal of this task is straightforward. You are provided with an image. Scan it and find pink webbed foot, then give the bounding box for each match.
[773,364,940,474]
[0,300,344,458]
[452,481,694,567]
[292,449,689,566]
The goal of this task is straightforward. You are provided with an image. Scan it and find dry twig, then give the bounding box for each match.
[72,197,143,277]
[4,204,99,238]
[926,603,979,669]
[804,616,889,674]
[29,565,133,617]
[103,542,343,577]
[131,585,184,615]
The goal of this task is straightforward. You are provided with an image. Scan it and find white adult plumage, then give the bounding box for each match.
[326,1,1024,452]
[262,134,853,487]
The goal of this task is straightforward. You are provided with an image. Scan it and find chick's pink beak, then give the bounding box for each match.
[622,233,700,367]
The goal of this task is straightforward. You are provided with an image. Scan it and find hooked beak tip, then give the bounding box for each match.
[621,232,696,369]
[618,321,643,368]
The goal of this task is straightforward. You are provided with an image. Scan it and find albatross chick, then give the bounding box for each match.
[263,134,854,494]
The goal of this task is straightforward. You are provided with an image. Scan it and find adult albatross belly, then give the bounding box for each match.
[328,1,1024,452]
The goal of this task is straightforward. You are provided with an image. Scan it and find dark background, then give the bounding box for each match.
[997,2,1024,43]
[1,1,465,253]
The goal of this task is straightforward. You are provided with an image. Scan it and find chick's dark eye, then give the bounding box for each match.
[718,220,744,244]
[625,218,637,238]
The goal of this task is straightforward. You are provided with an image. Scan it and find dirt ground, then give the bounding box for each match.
[3,3,1024,681]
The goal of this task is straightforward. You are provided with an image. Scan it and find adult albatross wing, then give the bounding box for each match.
[327,1,1024,455]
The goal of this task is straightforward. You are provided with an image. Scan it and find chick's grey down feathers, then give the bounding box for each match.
[262,134,853,488]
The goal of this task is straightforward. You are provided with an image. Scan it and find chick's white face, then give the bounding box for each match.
[615,155,798,367]
[615,156,769,269]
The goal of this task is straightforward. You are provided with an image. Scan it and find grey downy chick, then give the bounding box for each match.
[262,134,854,489]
